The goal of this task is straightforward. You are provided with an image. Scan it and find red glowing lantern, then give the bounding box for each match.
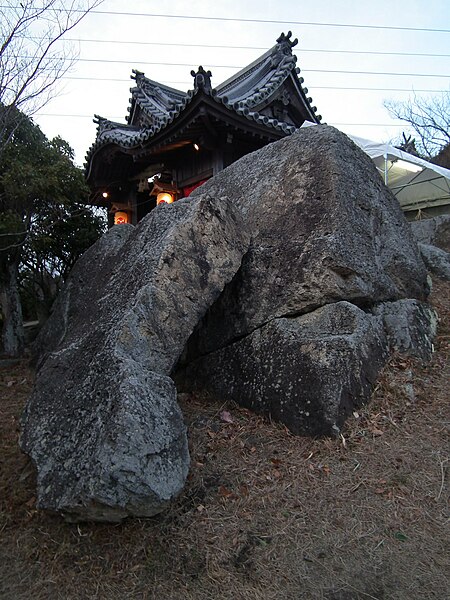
[157,192,174,205]
[114,211,129,225]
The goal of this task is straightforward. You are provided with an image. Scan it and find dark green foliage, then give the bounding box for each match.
[0,107,105,354]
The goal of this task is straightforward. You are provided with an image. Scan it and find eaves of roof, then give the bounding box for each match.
[85,86,300,173]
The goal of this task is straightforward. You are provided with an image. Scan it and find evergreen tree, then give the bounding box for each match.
[0,108,105,356]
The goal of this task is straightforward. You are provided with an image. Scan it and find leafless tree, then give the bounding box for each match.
[0,0,103,152]
[385,91,450,158]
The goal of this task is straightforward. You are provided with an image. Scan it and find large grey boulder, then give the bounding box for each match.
[177,302,388,436]
[186,125,429,357]
[22,124,436,521]
[176,126,433,434]
[32,223,135,363]
[21,194,249,522]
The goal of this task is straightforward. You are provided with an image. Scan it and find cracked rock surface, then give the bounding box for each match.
[176,126,434,435]
[177,302,389,436]
[183,125,429,358]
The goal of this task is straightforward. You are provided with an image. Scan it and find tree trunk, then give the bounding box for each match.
[0,260,25,357]
[34,269,58,327]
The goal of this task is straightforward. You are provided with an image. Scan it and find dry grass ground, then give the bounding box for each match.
[1,280,449,600]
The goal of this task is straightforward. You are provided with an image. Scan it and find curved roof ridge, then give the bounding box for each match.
[213,92,297,135]
[85,81,298,170]
[131,70,188,103]
[215,49,273,98]
[86,88,201,165]
[127,70,188,125]
[133,88,173,124]
[294,72,322,122]
[84,120,154,168]
[215,31,298,103]
[243,55,297,108]
[93,114,141,134]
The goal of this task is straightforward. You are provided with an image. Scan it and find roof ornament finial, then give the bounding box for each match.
[131,69,146,85]
[93,114,116,134]
[276,31,298,55]
[191,66,213,93]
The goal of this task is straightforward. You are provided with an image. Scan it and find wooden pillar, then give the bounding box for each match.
[121,186,138,225]
[212,149,224,176]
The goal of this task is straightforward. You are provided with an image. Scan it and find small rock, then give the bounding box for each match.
[418,243,450,280]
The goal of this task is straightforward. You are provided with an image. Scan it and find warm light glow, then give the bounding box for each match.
[102,191,109,198]
[394,159,423,174]
[114,211,129,225]
[157,192,174,205]
[193,143,200,151]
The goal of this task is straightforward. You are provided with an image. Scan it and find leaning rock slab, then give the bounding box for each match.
[177,302,388,436]
[31,223,135,363]
[21,194,249,522]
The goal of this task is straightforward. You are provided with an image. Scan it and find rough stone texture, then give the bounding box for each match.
[176,302,388,436]
[32,223,135,363]
[176,126,434,436]
[21,194,249,522]
[418,243,450,280]
[186,125,429,357]
[177,298,438,436]
[410,215,450,251]
[375,299,438,361]
[22,125,437,521]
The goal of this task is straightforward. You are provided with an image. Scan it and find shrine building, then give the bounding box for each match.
[85,32,322,226]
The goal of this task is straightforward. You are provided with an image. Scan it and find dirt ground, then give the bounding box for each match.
[1,280,448,600]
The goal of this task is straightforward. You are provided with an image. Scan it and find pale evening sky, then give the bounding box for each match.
[30,0,450,166]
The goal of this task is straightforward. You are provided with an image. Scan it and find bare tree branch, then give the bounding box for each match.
[384,91,450,158]
[0,0,103,154]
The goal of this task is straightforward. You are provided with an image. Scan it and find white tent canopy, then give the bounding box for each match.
[346,134,450,213]
[300,122,450,214]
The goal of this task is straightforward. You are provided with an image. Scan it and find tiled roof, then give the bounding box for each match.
[85,32,321,168]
